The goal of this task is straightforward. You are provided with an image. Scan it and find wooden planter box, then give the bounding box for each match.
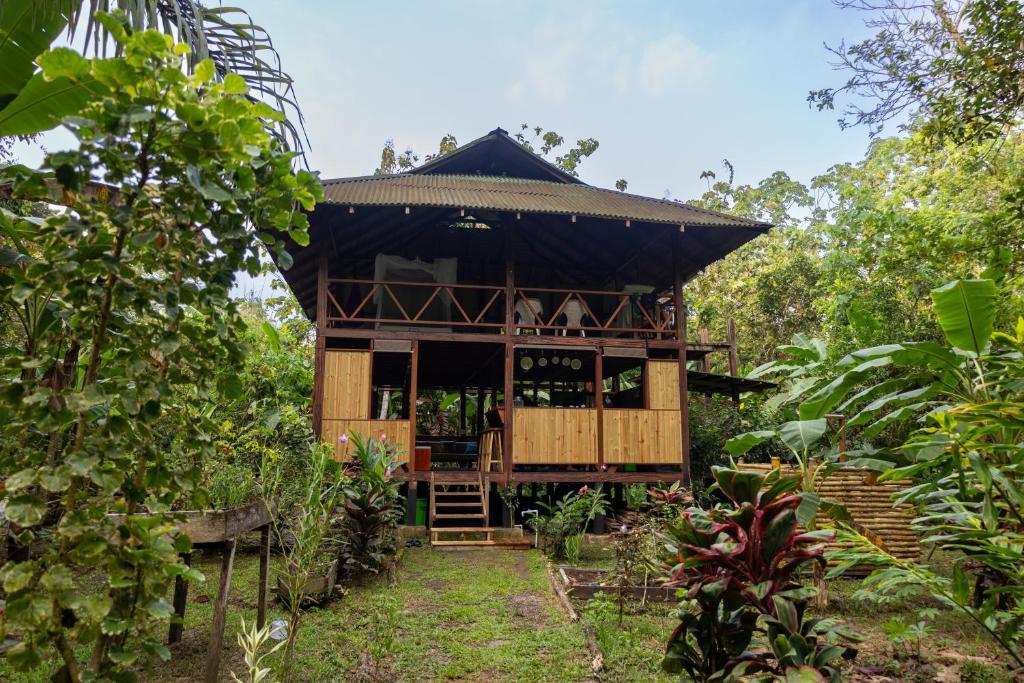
[112,498,277,683]
[175,498,276,544]
[108,497,276,545]
[558,566,678,602]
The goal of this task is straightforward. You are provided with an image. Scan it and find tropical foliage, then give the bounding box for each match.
[268,441,346,678]
[336,433,405,578]
[661,467,859,682]
[530,485,610,563]
[0,0,306,153]
[0,16,319,679]
[821,280,1024,672]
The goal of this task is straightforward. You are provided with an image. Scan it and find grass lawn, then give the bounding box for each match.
[0,545,592,682]
[1,537,1017,682]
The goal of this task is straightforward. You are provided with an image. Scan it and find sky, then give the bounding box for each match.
[13,1,881,298]
[238,0,877,200]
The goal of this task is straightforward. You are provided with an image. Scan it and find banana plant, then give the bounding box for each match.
[0,0,306,155]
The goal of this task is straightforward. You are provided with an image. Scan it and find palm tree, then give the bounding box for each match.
[0,0,307,156]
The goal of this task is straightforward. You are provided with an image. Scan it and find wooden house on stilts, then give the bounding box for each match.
[275,128,773,540]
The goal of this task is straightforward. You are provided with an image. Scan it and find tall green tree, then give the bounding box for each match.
[810,0,1024,143]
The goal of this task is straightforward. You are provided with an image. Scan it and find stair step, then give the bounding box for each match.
[433,513,486,519]
[430,539,498,546]
[435,502,484,508]
[430,527,496,533]
[432,491,482,497]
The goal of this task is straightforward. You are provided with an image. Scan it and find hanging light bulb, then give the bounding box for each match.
[550,355,559,366]
[571,358,582,370]
[520,356,533,371]
[562,356,571,367]
[538,356,548,367]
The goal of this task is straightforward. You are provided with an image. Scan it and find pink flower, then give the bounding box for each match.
[384,468,392,482]
[380,432,387,442]
[338,434,349,444]
[578,485,589,495]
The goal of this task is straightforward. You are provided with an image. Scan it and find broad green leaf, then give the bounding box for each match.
[5,493,45,526]
[952,565,970,605]
[218,373,243,399]
[848,385,934,427]
[262,321,280,352]
[193,58,215,83]
[783,667,828,683]
[796,491,820,526]
[930,279,997,356]
[724,429,777,456]
[779,418,827,453]
[36,47,89,80]
[0,0,73,101]
[2,561,35,593]
[712,467,764,505]
[799,357,891,419]
[0,71,109,136]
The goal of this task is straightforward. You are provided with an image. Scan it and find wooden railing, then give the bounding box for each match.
[513,286,675,337]
[325,278,506,330]
[323,277,677,338]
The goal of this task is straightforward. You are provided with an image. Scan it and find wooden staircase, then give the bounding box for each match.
[429,473,494,546]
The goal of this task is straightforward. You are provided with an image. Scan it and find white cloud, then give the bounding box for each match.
[506,32,582,105]
[638,33,708,95]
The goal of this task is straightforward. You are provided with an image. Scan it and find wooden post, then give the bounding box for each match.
[257,525,270,630]
[727,318,739,377]
[502,224,515,483]
[673,232,691,483]
[475,386,485,436]
[595,351,604,469]
[312,254,328,438]
[407,341,419,525]
[203,538,237,683]
[168,552,191,645]
[699,328,711,373]
[459,386,467,436]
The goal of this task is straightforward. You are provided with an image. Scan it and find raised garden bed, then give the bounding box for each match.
[559,566,677,602]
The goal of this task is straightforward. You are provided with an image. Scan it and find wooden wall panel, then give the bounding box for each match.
[647,360,680,410]
[512,408,598,465]
[602,409,682,464]
[322,419,409,462]
[322,351,371,420]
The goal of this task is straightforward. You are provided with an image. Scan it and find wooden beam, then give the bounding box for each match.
[320,326,689,349]
[408,340,419,475]
[727,318,739,377]
[699,328,712,373]
[673,232,691,483]
[459,386,467,436]
[503,225,515,483]
[312,253,328,437]
[393,470,687,484]
[595,350,604,469]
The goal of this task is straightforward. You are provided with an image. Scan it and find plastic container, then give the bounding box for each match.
[415,497,427,526]
[269,619,288,641]
[414,445,431,471]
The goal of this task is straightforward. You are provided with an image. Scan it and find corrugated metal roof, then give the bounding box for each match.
[319,174,769,229]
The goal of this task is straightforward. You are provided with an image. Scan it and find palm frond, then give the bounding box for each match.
[60,0,308,159]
